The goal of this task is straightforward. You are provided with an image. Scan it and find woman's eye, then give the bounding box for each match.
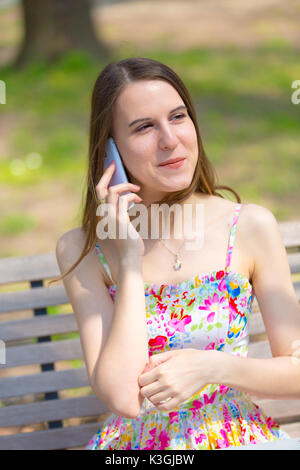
[136,114,185,133]
[136,123,152,132]
[173,113,185,120]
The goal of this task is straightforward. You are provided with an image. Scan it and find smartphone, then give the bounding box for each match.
[104,137,135,210]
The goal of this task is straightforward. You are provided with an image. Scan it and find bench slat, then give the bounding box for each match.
[0,395,110,427]
[1,338,82,368]
[0,253,60,285]
[279,220,300,249]
[0,367,89,399]
[0,313,77,342]
[288,280,300,299]
[0,284,69,313]
[288,252,300,273]
[0,422,102,450]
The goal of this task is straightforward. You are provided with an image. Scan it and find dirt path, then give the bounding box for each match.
[96,0,300,51]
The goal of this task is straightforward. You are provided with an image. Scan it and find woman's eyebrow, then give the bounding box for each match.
[128,105,187,128]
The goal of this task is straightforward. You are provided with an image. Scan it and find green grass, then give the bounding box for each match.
[0,212,37,235]
[0,43,299,218]
[0,52,94,186]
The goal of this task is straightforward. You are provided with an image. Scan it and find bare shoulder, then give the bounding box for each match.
[55,227,87,269]
[238,203,281,265]
[239,203,278,239]
[56,227,112,287]
[56,226,86,247]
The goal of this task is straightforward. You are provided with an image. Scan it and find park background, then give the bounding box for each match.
[0,0,299,448]
[0,0,300,258]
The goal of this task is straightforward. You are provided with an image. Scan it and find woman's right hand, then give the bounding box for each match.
[96,160,145,258]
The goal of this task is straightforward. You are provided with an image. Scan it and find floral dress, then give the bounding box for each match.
[85,203,291,450]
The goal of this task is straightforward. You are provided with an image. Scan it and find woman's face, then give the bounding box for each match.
[111,79,198,204]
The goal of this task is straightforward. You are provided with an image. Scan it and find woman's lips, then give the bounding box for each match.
[159,159,185,169]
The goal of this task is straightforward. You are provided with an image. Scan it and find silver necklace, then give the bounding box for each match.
[160,238,186,271]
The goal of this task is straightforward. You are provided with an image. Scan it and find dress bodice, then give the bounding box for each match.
[86,203,290,449]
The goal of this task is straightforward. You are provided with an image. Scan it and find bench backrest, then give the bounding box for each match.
[0,219,300,449]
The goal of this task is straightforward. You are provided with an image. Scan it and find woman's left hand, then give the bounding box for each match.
[138,348,220,411]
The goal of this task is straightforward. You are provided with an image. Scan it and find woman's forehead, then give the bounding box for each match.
[114,81,184,122]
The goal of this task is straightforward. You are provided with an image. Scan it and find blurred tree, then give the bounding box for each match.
[14,0,111,68]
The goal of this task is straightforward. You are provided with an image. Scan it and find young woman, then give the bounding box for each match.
[53,57,299,450]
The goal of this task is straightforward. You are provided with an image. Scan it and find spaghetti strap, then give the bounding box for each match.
[224,203,242,273]
[95,242,114,284]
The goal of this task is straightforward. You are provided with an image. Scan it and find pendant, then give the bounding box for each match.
[173,255,182,271]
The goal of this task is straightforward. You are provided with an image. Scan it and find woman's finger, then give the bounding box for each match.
[154,397,177,411]
[150,393,173,406]
[96,161,116,200]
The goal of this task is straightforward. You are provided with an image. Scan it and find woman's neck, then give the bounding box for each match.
[132,192,210,243]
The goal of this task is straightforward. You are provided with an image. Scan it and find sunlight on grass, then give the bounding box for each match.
[59,386,93,399]
[51,331,79,342]
[47,304,73,315]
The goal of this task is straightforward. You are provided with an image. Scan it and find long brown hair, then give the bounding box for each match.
[48,57,241,286]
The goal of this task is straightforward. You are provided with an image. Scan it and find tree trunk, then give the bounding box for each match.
[15,0,111,68]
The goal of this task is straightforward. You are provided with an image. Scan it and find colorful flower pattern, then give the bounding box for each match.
[86,203,291,449]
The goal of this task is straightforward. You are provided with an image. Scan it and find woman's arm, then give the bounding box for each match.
[217,204,300,399]
[93,254,149,418]
[219,353,300,400]
[56,229,148,419]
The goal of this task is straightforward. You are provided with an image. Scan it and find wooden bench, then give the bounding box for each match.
[0,219,300,450]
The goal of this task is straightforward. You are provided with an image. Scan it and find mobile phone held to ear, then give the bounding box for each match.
[104,137,135,210]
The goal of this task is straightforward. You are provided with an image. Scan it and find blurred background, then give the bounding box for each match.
[0,0,299,258]
[0,0,299,447]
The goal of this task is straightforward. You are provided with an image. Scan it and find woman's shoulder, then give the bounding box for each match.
[237,203,279,244]
[55,227,88,269]
[55,227,114,286]
[56,227,86,252]
[207,196,274,227]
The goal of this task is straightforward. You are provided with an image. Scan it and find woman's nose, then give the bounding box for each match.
[158,124,178,150]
